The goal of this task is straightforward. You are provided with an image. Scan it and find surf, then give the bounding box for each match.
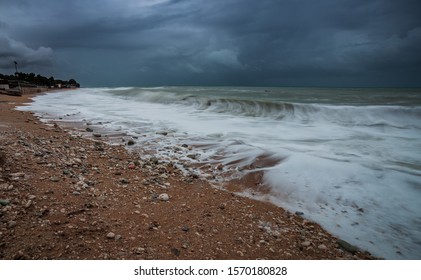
[18,86,421,259]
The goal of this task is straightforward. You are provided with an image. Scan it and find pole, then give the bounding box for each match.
[14,61,22,95]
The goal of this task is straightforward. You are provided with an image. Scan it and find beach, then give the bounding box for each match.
[0,90,375,260]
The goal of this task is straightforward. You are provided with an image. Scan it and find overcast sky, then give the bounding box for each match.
[1,0,420,87]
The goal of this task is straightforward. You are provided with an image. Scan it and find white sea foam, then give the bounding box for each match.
[18,87,421,259]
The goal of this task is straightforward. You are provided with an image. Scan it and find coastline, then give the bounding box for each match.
[0,91,375,260]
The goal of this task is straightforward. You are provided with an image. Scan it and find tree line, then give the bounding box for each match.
[0,72,80,88]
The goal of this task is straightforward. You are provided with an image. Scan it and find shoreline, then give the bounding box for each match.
[0,91,375,260]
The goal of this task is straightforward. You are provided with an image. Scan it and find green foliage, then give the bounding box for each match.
[0,72,80,88]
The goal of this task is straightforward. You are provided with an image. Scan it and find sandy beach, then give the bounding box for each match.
[0,90,375,260]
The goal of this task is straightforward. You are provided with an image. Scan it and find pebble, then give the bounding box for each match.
[11,172,25,178]
[134,247,145,254]
[186,154,197,160]
[119,178,129,184]
[337,239,359,254]
[301,241,311,247]
[24,200,32,208]
[171,248,180,256]
[0,199,10,206]
[50,176,60,182]
[106,232,116,239]
[158,193,170,201]
[7,221,17,228]
[318,244,328,250]
[272,230,281,238]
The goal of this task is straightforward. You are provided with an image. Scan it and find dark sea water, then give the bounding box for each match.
[20,86,421,259]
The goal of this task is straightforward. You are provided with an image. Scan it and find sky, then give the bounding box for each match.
[0,0,420,87]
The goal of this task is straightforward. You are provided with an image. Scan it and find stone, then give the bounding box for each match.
[106,232,116,239]
[50,176,60,182]
[120,178,129,184]
[186,154,197,160]
[295,211,304,216]
[10,172,25,178]
[272,230,281,238]
[93,133,102,138]
[0,199,10,206]
[7,221,17,228]
[301,241,311,247]
[318,244,328,250]
[86,127,93,132]
[127,139,135,146]
[337,239,359,254]
[24,200,32,208]
[182,225,190,232]
[134,247,145,255]
[171,247,180,256]
[158,193,170,201]
[150,157,159,165]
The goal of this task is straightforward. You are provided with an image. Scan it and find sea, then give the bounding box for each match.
[18,86,421,259]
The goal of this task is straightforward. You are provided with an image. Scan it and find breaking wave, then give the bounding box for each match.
[107,87,421,129]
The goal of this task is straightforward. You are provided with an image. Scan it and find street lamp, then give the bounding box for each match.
[14,61,22,95]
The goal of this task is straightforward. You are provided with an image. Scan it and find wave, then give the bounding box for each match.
[20,87,421,259]
[106,87,421,129]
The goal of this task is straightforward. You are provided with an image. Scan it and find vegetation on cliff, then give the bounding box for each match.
[0,72,80,88]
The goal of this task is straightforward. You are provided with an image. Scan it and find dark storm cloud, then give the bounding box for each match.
[0,0,420,86]
[0,32,53,68]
